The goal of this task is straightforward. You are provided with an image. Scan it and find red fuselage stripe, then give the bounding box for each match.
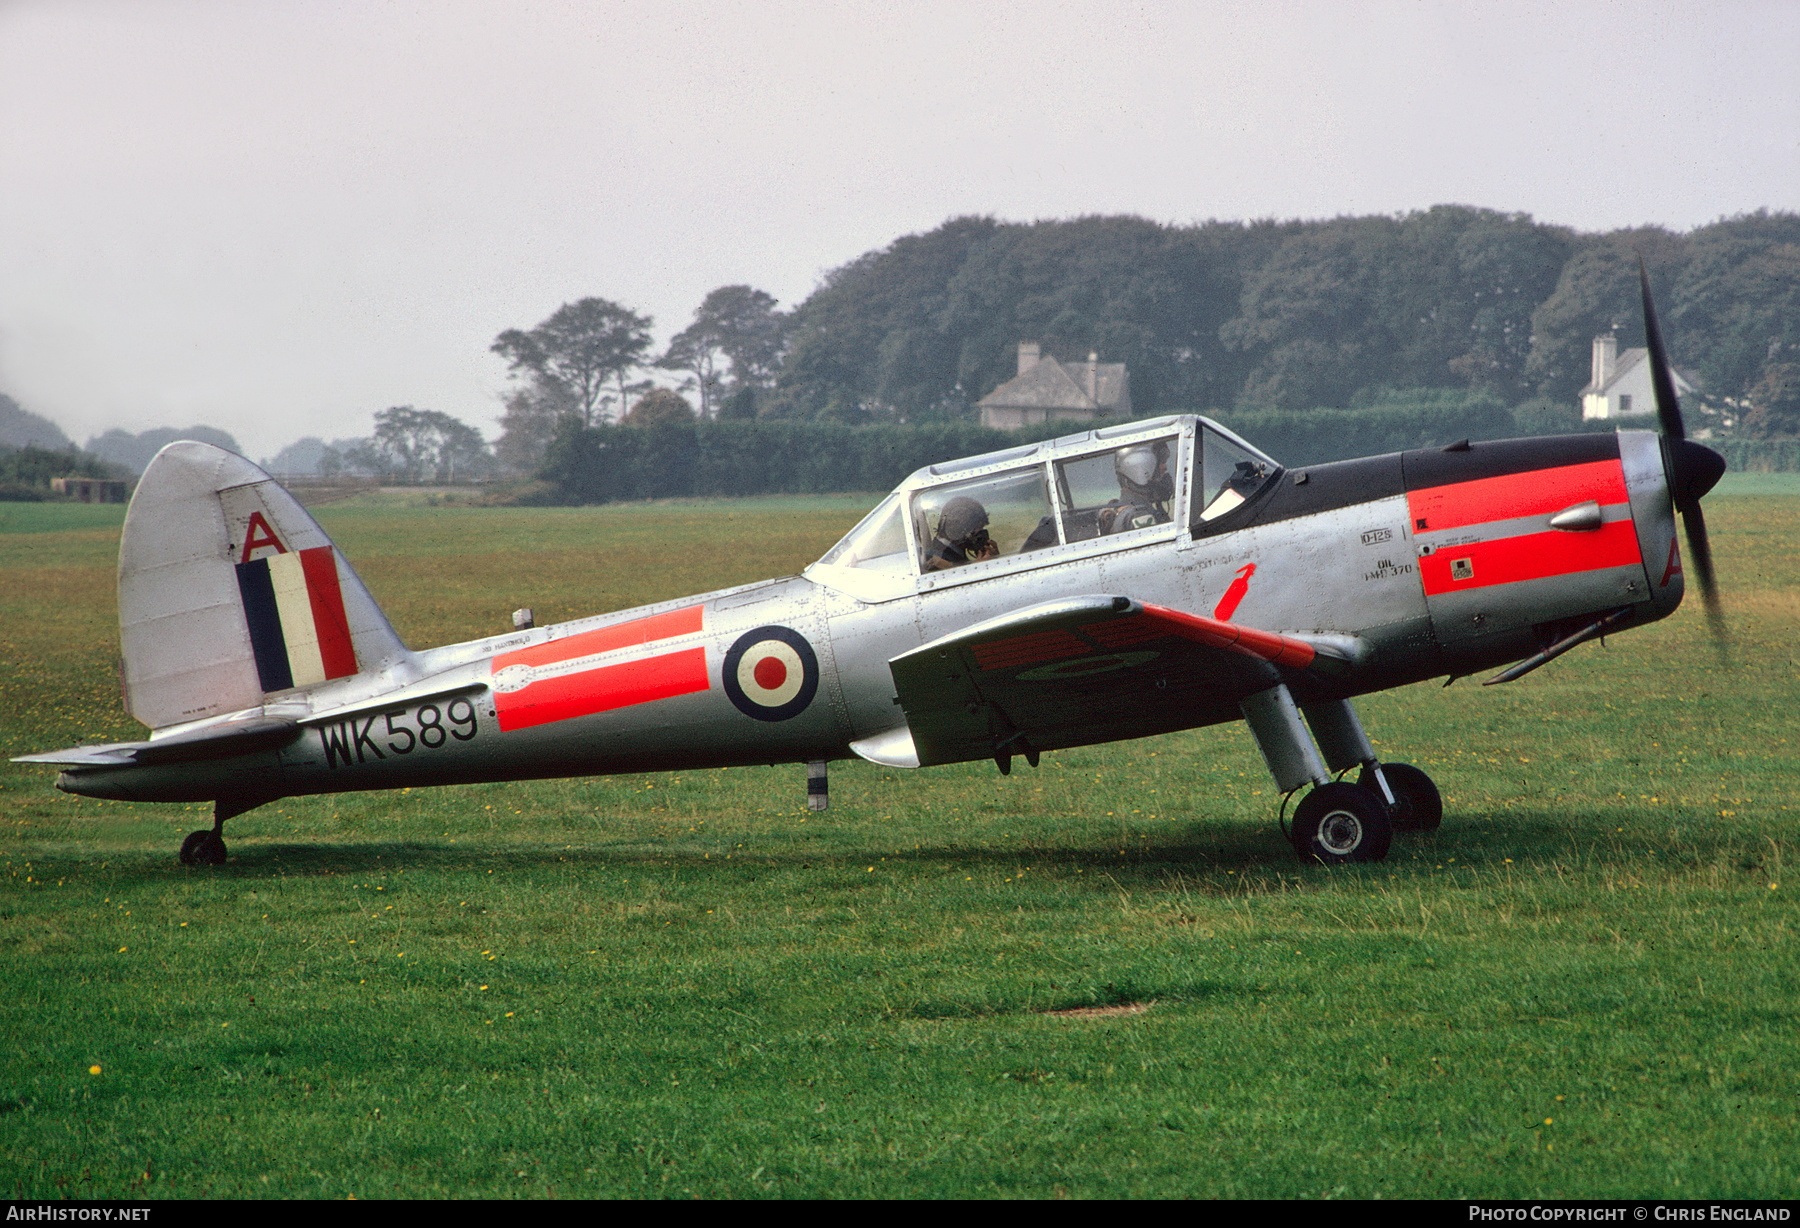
[1417,521,1643,595]
[1406,460,1628,533]
[495,646,710,732]
[493,605,704,672]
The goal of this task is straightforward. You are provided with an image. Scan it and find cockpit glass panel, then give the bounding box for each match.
[1053,434,1181,542]
[815,491,910,573]
[1199,426,1276,521]
[912,468,1055,572]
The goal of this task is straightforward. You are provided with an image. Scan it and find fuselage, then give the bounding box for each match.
[55,416,1687,806]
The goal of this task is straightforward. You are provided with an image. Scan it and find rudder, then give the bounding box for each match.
[118,442,412,731]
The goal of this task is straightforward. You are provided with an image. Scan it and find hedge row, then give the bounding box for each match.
[529,414,1799,504]
[534,421,1068,503]
[1711,438,1800,473]
[1207,402,1529,467]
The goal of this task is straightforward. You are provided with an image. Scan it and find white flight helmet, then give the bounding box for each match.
[1115,446,1160,497]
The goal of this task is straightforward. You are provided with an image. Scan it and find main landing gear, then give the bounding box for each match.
[1290,781,1390,864]
[1357,761,1442,833]
[1239,686,1442,864]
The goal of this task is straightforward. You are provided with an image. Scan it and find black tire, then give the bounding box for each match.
[1291,782,1392,864]
[1358,762,1443,833]
[179,830,226,866]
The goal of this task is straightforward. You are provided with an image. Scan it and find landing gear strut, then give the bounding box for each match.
[1358,761,1442,832]
[176,795,274,866]
[179,826,226,866]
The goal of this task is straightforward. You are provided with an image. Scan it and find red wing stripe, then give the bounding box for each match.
[971,629,1092,671]
[1083,615,1168,650]
[1139,603,1317,669]
[1408,460,1628,532]
[970,605,1319,677]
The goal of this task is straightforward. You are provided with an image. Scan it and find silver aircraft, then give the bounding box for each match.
[20,275,1726,865]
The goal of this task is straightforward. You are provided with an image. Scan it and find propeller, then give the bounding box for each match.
[1638,258,1727,644]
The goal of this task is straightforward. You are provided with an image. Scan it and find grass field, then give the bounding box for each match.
[1,481,1795,1199]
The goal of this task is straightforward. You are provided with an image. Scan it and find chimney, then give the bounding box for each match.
[1017,341,1040,376]
[1591,334,1617,389]
[1087,352,1099,402]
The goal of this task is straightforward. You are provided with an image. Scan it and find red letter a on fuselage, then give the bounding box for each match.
[1659,538,1682,588]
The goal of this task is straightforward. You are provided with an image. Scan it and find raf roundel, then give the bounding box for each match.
[722,626,820,722]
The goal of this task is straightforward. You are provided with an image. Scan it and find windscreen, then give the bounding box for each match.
[1198,424,1277,521]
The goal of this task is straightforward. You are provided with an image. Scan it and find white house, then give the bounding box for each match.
[977,342,1132,430]
[1581,334,1698,421]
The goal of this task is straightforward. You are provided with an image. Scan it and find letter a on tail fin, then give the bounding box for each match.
[118,442,413,731]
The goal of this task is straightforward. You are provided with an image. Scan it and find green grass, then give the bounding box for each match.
[1,495,1795,1198]
[1717,472,1800,496]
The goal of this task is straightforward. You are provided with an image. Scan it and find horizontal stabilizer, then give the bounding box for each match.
[14,715,300,769]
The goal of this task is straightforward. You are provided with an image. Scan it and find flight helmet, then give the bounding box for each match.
[937,496,989,546]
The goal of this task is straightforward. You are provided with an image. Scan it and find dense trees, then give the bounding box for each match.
[509,206,1796,503]
[770,216,1003,422]
[1742,362,1800,438]
[759,208,1793,431]
[22,206,1797,502]
[492,298,654,429]
[937,216,1249,418]
[660,285,787,419]
[346,406,495,483]
[0,442,127,500]
[623,388,695,427]
[1670,211,1800,407]
[534,419,1043,504]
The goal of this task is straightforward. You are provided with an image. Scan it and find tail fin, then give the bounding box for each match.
[119,442,412,731]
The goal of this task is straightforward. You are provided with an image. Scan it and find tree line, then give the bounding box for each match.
[759,207,1798,432]
[10,204,1794,499]
[488,206,1796,500]
[491,207,1798,475]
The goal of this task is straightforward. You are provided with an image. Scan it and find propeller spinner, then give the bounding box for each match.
[1639,259,1727,643]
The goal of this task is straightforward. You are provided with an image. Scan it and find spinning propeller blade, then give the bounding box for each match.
[1639,258,1727,644]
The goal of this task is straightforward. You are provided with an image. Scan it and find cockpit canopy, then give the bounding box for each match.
[809,416,1278,601]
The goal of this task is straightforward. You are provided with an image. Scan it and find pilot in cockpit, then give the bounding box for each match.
[923,496,999,570]
[1098,442,1174,534]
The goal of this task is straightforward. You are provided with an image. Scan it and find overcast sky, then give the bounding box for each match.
[2,0,1796,461]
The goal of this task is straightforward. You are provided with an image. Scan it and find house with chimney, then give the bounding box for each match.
[1581,333,1698,421]
[977,342,1132,430]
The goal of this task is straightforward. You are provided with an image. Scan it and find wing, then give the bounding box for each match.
[880,595,1356,772]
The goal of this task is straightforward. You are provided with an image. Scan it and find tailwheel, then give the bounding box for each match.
[1291,782,1391,864]
[179,829,227,866]
[1358,762,1442,833]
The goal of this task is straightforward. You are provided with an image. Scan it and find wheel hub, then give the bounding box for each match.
[1317,811,1363,856]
